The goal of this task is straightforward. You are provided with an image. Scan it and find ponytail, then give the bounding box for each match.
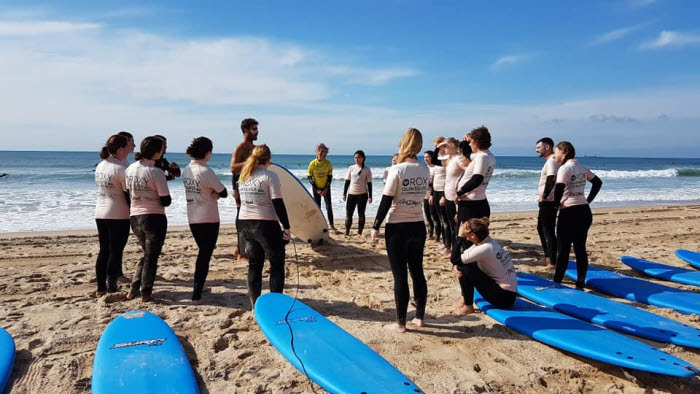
[99,134,128,160]
[239,145,272,183]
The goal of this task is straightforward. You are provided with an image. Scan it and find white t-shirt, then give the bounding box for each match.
[383,161,430,224]
[444,155,465,201]
[457,150,495,201]
[425,166,435,199]
[95,157,129,220]
[238,167,283,221]
[346,164,372,195]
[460,237,517,292]
[432,165,446,192]
[556,159,595,209]
[538,156,561,202]
[125,159,170,216]
[183,160,226,224]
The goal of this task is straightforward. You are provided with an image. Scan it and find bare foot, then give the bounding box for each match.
[237,255,249,264]
[546,264,556,270]
[410,318,424,328]
[450,305,475,316]
[383,322,406,333]
[453,298,466,309]
[92,291,106,298]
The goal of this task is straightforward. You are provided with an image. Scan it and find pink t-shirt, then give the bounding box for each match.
[444,155,465,201]
[432,165,446,192]
[556,159,595,209]
[383,161,430,224]
[183,160,226,224]
[457,150,495,201]
[460,237,517,292]
[125,159,170,216]
[425,166,434,199]
[538,156,560,202]
[238,167,283,221]
[345,164,372,195]
[95,157,129,220]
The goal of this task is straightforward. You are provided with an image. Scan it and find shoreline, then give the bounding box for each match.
[2,203,699,239]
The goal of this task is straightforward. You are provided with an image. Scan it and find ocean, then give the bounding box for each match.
[1,151,699,233]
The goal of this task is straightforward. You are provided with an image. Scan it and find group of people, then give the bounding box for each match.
[93,119,603,334]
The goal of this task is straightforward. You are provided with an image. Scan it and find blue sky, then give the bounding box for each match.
[0,0,699,156]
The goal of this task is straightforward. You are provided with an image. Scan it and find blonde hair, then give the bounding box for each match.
[397,128,423,163]
[433,136,445,146]
[239,145,272,183]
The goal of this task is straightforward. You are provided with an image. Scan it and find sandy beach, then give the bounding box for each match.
[1,205,700,393]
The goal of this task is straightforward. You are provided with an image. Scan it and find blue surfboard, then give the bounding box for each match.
[676,249,700,269]
[517,272,700,348]
[0,328,15,392]
[92,310,199,394]
[621,256,700,287]
[254,293,423,393]
[473,290,697,377]
[564,262,700,315]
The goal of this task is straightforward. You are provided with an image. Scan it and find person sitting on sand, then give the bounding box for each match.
[371,128,430,333]
[238,145,291,309]
[450,217,517,315]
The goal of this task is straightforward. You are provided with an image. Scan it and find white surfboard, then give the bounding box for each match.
[269,163,329,244]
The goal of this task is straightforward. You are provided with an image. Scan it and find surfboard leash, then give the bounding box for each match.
[283,237,319,394]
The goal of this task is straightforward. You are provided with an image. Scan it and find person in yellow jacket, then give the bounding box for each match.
[308,143,338,231]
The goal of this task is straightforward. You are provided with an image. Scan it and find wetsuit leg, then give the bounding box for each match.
[423,199,434,238]
[356,193,368,234]
[345,194,359,235]
[429,193,442,242]
[108,219,130,291]
[323,188,334,223]
[385,223,410,326]
[435,191,452,250]
[189,222,220,299]
[406,222,428,320]
[572,205,592,288]
[553,208,574,284]
[95,219,110,292]
[139,214,167,297]
[240,220,266,306]
[129,215,146,295]
[258,221,285,293]
[538,201,558,264]
[459,263,516,308]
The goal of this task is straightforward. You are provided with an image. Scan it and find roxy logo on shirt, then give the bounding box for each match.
[183,177,202,193]
[126,176,152,192]
[496,249,515,276]
[567,173,587,197]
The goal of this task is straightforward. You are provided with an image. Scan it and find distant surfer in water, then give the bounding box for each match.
[451,217,517,315]
[125,136,171,302]
[230,118,259,262]
[372,128,429,333]
[183,137,227,302]
[94,134,130,297]
[535,137,559,270]
[308,143,338,232]
[551,141,603,290]
[237,145,291,309]
[342,150,372,236]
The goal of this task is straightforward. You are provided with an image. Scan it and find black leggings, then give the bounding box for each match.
[458,263,516,308]
[434,191,452,249]
[385,222,428,325]
[313,187,334,223]
[189,222,220,298]
[429,193,443,242]
[95,219,130,292]
[445,199,457,246]
[537,201,557,263]
[553,204,593,287]
[239,219,285,307]
[345,193,368,235]
[452,199,491,260]
[130,214,167,297]
[423,199,434,238]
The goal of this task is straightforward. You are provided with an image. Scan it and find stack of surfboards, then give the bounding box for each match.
[0,327,15,392]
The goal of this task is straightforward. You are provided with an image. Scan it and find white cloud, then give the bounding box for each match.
[0,21,100,36]
[491,55,528,69]
[589,25,644,46]
[640,30,700,49]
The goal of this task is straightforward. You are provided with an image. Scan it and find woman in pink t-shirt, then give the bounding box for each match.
[551,141,603,289]
[440,138,463,257]
[238,145,291,309]
[94,134,130,296]
[342,150,373,235]
[423,150,441,242]
[125,136,171,302]
[183,137,228,302]
[371,128,430,334]
[451,217,517,315]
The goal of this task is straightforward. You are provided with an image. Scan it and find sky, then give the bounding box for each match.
[0,0,699,157]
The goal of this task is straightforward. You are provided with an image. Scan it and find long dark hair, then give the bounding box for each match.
[555,141,576,163]
[186,137,213,160]
[136,136,164,160]
[99,134,128,159]
[354,150,366,174]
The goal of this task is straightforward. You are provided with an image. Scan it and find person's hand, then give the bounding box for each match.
[322,188,329,196]
[211,191,221,200]
[368,197,373,204]
[168,162,181,177]
[282,229,291,244]
[452,264,463,278]
[342,195,346,202]
[458,221,470,238]
[439,196,446,206]
[428,196,433,205]
[371,229,380,243]
[454,214,458,223]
